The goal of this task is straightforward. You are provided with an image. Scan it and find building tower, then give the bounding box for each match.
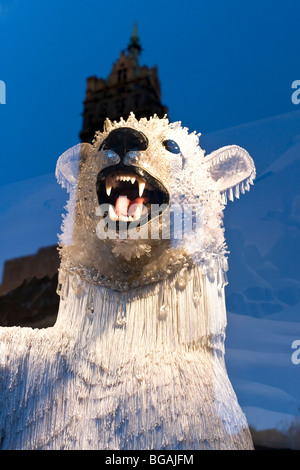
[80,23,168,143]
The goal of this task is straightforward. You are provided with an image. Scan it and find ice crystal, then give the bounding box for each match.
[111,240,152,261]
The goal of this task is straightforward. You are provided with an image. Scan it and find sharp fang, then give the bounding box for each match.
[106,181,112,196]
[131,177,135,184]
[109,205,118,221]
[139,181,146,197]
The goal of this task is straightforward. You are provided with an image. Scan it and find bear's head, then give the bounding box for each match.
[56,113,255,292]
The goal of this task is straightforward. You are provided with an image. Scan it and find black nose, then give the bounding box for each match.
[100,127,148,159]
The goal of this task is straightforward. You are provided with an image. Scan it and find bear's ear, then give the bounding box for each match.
[55,143,94,192]
[204,145,256,202]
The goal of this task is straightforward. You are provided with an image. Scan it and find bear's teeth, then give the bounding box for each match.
[109,205,118,221]
[139,181,145,197]
[106,181,112,196]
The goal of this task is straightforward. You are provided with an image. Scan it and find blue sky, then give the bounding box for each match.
[0,0,299,186]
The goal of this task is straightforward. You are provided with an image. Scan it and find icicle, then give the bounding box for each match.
[234,183,240,199]
[158,304,169,321]
[227,187,234,202]
[175,267,189,290]
[217,269,228,289]
[221,191,228,205]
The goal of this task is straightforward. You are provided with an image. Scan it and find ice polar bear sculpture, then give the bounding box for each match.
[0,114,256,450]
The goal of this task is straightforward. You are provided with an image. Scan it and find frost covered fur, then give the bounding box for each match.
[0,114,255,450]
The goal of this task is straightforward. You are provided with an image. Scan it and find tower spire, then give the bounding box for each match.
[127,22,142,65]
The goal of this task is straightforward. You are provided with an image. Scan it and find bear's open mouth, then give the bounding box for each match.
[96,166,170,226]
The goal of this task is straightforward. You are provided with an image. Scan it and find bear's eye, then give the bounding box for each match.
[162,139,181,154]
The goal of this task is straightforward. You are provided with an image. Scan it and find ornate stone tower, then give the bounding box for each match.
[79,23,168,143]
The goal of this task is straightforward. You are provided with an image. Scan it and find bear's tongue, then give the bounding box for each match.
[115,196,148,220]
